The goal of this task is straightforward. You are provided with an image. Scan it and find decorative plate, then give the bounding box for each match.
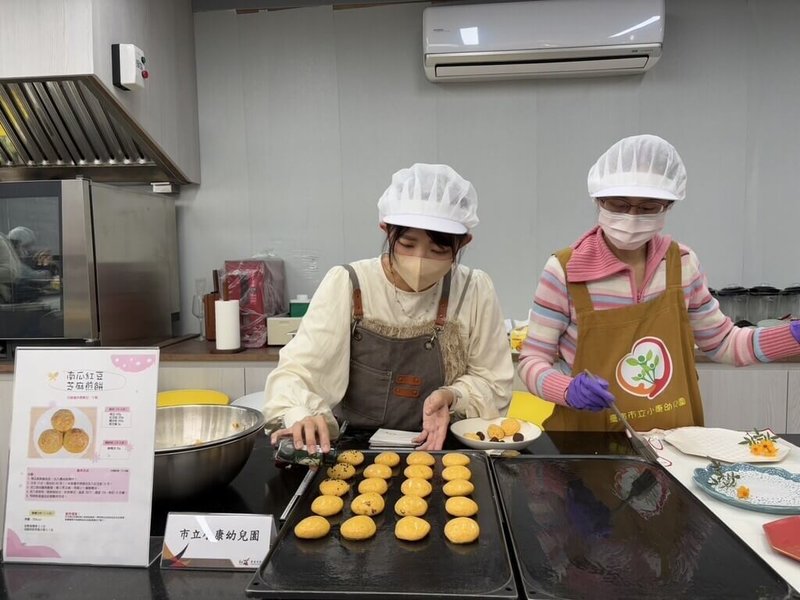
[665,427,790,463]
[763,515,800,562]
[451,417,541,451]
[692,463,800,514]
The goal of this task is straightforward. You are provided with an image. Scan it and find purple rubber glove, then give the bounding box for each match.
[565,372,616,411]
[791,321,800,344]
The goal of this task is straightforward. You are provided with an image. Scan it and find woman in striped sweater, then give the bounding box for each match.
[519,134,800,431]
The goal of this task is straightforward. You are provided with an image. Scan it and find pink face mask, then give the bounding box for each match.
[598,207,666,251]
[392,254,453,291]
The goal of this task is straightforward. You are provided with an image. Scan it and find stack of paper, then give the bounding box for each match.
[368,428,420,449]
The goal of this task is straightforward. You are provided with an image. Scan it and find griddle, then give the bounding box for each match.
[247,450,517,599]
[492,456,799,600]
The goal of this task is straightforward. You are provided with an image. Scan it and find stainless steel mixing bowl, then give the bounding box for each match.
[153,404,266,500]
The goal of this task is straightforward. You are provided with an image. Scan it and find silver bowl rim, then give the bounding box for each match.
[154,404,266,455]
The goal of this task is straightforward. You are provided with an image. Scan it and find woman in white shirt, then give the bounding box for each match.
[265,163,512,451]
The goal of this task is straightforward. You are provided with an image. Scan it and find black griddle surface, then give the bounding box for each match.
[247,450,516,599]
[493,456,798,600]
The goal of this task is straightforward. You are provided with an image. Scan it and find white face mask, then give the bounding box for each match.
[392,254,453,291]
[598,207,666,251]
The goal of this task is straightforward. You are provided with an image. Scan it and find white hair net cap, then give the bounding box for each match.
[587,134,687,201]
[8,226,36,246]
[378,163,479,234]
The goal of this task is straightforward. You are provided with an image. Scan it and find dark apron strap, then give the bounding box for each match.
[434,270,452,329]
[341,264,363,328]
[452,268,473,321]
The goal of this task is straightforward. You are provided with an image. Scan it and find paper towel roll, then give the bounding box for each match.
[215,300,241,350]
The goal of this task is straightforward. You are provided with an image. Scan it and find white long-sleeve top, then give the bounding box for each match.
[264,257,513,435]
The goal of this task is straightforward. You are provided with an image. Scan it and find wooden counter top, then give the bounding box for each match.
[159,337,282,362]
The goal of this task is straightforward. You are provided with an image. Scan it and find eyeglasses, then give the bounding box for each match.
[599,197,672,215]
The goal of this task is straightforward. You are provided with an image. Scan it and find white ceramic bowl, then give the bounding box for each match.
[451,417,542,451]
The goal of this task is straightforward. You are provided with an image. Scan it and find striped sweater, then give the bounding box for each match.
[519,226,800,406]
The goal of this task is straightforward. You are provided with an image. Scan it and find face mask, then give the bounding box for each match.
[392,254,453,291]
[598,207,666,251]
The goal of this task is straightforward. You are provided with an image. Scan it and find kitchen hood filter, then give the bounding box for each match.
[0,75,188,184]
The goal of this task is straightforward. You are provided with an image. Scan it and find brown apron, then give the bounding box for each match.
[336,265,466,431]
[544,242,704,432]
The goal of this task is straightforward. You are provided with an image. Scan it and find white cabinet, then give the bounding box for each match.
[245,367,275,395]
[156,364,276,402]
[696,364,789,433]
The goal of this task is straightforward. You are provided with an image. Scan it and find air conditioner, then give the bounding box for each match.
[423,0,664,82]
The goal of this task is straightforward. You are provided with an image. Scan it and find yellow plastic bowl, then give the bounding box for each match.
[157,389,230,408]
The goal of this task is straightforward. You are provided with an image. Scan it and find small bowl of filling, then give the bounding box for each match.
[450,416,541,450]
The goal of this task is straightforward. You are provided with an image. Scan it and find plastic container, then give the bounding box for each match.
[289,294,310,318]
[747,285,781,324]
[716,285,749,324]
[778,285,800,320]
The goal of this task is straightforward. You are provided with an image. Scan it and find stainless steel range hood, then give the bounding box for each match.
[0,75,189,185]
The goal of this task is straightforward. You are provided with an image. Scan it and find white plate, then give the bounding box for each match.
[450,417,541,450]
[693,463,800,514]
[231,392,265,411]
[664,427,791,463]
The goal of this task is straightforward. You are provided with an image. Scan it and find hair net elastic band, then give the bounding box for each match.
[383,213,468,235]
[591,185,679,201]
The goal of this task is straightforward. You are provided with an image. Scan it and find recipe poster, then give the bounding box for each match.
[3,348,159,566]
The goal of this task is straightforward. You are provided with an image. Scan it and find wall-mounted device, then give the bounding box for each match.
[112,43,148,91]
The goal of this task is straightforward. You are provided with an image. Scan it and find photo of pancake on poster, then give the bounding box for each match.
[28,407,96,459]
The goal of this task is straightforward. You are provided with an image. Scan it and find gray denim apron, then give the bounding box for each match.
[335,264,463,431]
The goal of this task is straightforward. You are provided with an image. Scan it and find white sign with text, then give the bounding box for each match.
[3,348,159,566]
[161,513,275,570]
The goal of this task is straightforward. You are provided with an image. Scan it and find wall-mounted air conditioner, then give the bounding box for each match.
[423,0,664,82]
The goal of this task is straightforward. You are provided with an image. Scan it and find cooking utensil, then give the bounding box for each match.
[153,404,266,500]
[279,467,317,521]
[581,369,659,463]
[608,402,660,463]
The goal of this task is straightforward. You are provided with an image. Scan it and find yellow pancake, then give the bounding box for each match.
[406,451,435,466]
[350,492,385,516]
[326,463,356,480]
[294,515,330,539]
[51,409,75,433]
[395,516,431,541]
[336,450,365,466]
[358,477,389,495]
[362,463,393,480]
[394,495,428,517]
[37,429,63,454]
[311,494,344,517]
[403,464,433,480]
[444,517,480,544]
[340,515,376,541]
[442,479,475,497]
[63,428,89,454]
[501,418,521,436]
[319,478,350,497]
[442,452,471,467]
[400,478,433,498]
[442,465,471,482]
[374,451,401,467]
[445,496,479,517]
